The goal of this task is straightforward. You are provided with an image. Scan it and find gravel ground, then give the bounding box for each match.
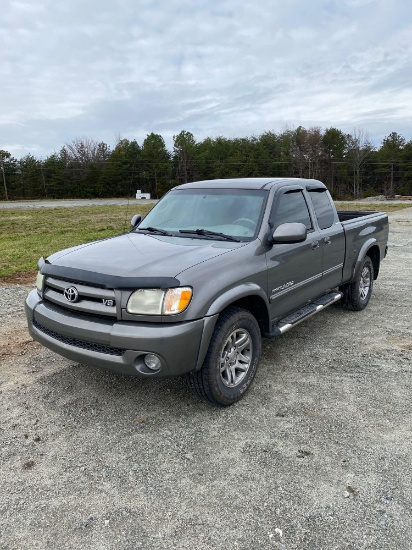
[0,209,411,550]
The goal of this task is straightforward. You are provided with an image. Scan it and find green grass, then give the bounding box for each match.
[0,203,153,279]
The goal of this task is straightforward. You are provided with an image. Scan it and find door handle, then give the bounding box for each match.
[311,240,320,250]
[324,237,331,245]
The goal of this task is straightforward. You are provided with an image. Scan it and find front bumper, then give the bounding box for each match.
[25,289,216,377]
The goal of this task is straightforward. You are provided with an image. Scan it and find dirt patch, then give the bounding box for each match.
[0,270,37,285]
[0,306,65,390]
[387,337,412,351]
[0,325,37,358]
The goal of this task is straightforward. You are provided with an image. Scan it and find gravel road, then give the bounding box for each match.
[1,209,411,549]
[0,199,158,210]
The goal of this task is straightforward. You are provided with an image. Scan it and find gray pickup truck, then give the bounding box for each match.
[26,178,389,406]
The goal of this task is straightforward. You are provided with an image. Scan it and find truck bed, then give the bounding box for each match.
[338,210,389,283]
[337,210,383,222]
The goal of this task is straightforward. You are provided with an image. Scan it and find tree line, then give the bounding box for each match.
[1,127,411,201]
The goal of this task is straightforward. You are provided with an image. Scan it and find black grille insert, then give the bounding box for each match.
[33,321,125,357]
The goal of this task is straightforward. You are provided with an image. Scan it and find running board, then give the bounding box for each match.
[264,291,343,338]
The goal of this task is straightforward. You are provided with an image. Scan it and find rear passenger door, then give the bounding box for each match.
[307,188,345,290]
[266,187,324,321]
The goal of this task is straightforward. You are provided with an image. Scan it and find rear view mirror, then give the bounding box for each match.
[130,214,142,228]
[271,222,307,244]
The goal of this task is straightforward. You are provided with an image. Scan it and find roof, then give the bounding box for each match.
[176,178,326,190]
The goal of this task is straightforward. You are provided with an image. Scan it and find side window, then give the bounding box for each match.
[308,190,334,230]
[273,190,313,230]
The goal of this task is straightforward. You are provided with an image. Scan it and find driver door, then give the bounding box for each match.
[266,188,324,321]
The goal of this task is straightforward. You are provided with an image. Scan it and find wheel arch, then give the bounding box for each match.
[351,239,381,282]
[366,244,381,280]
[205,284,271,335]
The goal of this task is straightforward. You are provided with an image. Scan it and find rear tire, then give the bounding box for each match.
[187,307,261,406]
[341,256,374,311]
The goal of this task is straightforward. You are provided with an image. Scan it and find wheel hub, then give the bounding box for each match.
[220,329,252,388]
[359,266,371,301]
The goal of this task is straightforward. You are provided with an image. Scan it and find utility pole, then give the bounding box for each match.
[1,161,8,201]
[40,161,47,197]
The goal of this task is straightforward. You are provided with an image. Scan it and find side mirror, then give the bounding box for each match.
[270,222,307,245]
[130,214,142,228]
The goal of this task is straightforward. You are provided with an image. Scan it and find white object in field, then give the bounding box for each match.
[136,190,151,199]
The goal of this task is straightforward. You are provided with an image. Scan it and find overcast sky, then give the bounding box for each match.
[1,0,412,158]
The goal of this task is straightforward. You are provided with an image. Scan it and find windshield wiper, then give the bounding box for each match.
[179,228,240,242]
[137,226,172,236]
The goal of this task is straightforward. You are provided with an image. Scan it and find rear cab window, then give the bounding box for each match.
[308,189,335,229]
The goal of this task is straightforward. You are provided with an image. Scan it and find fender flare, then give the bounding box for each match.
[205,283,270,317]
[350,238,379,283]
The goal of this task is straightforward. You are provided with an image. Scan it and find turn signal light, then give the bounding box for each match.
[163,287,192,315]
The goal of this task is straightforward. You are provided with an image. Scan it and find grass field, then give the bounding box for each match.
[0,203,152,280]
[0,201,410,280]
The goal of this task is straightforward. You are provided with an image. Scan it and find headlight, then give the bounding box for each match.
[127,289,165,315]
[35,271,45,293]
[127,287,192,315]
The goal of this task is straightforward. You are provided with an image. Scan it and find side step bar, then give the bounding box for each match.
[264,291,343,339]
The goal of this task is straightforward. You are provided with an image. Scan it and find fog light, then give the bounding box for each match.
[144,354,162,371]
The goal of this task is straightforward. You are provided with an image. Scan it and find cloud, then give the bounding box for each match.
[1,0,412,157]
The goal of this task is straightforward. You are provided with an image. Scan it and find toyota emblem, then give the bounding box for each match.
[64,286,79,303]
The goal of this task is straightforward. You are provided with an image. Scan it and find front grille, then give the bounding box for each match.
[43,277,117,318]
[33,320,125,357]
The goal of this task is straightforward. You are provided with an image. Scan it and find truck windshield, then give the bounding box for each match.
[138,188,268,240]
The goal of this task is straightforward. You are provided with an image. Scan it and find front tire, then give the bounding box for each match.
[341,256,374,311]
[188,307,261,406]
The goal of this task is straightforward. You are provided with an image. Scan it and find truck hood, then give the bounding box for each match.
[45,232,245,281]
